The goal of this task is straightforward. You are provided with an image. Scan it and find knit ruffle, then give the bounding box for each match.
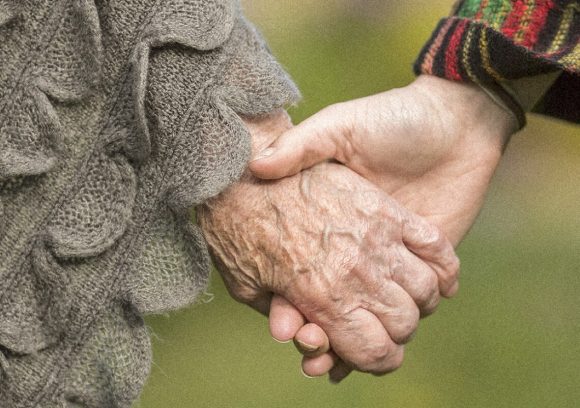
[126,206,210,314]
[0,88,61,180]
[126,0,237,162]
[46,153,137,258]
[63,305,151,408]
[0,0,102,180]
[0,0,299,406]
[0,0,104,353]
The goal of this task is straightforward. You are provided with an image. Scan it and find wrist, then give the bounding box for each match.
[412,75,517,152]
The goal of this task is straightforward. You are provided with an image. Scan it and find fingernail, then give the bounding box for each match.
[294,339,320,353]
[252,147,275,162]
[301,367,314,379]
[272,337,291,344]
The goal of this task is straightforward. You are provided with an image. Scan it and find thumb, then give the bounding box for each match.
[249,105,352,180]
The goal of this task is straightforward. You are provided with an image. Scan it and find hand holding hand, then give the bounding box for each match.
[251,77,517,381]
[197,111,459,375]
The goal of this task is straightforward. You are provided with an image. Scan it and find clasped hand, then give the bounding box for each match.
[198,75,515,383]
[198,105,461,381]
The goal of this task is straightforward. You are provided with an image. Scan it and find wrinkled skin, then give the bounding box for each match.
[197,111,460,375]
[250,75,517,380]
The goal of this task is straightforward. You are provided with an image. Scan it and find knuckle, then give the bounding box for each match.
[392,310,419,344]
[439,253,461,288]
[364,350,389,369]
[417,221,444,248]
[406,217,445,250]
[371,347,405,375]
[420,292,441,316]
[354,342,392,371]
[438,245,459,273]
[417,273,440,308]
[448,254,461,278]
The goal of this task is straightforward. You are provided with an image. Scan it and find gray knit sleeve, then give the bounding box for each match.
[0,0,299,406]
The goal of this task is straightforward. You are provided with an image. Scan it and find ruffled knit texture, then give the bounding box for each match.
[0,0,299,406]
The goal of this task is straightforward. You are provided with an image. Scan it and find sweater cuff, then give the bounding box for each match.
[413,17,564,84]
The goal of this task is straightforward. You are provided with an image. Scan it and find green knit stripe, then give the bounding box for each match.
[457,0,483,18]
[457,0,513,27]
[484,0,512,28]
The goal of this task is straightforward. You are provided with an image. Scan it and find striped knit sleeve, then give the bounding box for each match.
[414,0,579,122]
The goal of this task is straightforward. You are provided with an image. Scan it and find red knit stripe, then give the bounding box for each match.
[502,1,529,38]
[420,19,455,75]
[522,0,555,47]
[445,20,470,80]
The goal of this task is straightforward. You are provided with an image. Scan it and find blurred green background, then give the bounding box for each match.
[137,1,580,407]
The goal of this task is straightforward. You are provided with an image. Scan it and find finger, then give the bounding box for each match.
[269,295,306,343]
[401,212,461,298]
[249,104,351,180]
[391,248,441,316]
[302,352,339,378]
[323,307,405,375]
[293,323,330,357]
[329,359,354,384]
[366,280,420,345]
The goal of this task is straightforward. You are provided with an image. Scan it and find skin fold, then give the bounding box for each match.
[197,111,460,376]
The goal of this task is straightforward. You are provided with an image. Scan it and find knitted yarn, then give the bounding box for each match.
[415,0,579,81]
[0,0,299,406]
[414,0,579,123]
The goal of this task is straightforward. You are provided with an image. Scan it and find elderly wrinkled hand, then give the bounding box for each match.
[197,111,459,376]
